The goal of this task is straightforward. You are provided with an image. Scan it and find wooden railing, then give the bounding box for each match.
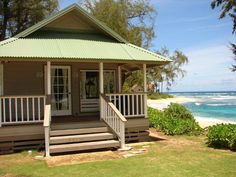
[106,93,147,118]
[43,104,51,157]
[0,95,46,126]
[100,94,127,149]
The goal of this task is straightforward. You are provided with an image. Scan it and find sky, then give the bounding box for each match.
[59,0,235,92]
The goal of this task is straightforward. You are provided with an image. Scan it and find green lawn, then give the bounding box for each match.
[1,134,236,177]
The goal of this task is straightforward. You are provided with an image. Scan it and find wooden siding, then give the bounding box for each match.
[45,10,95,31]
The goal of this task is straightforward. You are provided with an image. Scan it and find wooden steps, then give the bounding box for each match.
[49,127,119,154]
[50,127,108,136]
[50,140,119,153]
[50,132,115,144]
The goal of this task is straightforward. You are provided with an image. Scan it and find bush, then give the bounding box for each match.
[207,124,236,151]
[148,103,202,135]
[148,93,174,100]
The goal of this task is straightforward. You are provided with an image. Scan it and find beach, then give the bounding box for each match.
[148,96,236,128]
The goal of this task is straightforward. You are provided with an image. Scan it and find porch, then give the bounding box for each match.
[0,61,149,155]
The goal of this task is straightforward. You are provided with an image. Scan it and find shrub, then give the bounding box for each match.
[207,124,236,151]
[148,93,174,100]
[148,103,202,135]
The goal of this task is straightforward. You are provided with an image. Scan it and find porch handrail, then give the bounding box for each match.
[106,93,147,118]
[0,95,46,126]
[100,94,127,149]
[43,104,51,157]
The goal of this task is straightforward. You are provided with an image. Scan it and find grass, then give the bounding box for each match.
[0,133,236,177]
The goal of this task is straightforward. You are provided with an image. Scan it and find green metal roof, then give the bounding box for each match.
[0,35,170,62]
[0,4,171,63]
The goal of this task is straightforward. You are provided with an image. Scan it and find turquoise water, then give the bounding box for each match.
[171,92,236,122]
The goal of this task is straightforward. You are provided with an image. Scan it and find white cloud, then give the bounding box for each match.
[159,15,216,25]
[170,44,236,92]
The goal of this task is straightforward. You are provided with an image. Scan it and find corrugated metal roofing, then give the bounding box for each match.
[0,37,170,62]
[0,4,171,63]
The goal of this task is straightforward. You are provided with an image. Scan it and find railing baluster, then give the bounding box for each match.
[27,97,29,121]
[21,98,23,122]
[123,95,125,116]
[38,97,40,121]
[32,98,35,121]
[132,95,134,115]
[3,98,5,123]
[118,95,121,112]
[140,94,143,115]
[15,98,18,122]
[127,95,130,116]
[114,95,116,107]
[9,98,12,123]
[136,95,139,116]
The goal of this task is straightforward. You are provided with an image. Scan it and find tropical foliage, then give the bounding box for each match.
[80,0,155,49]
[0,0,58,40]
[81,0,189,91]
[211,0,236,71]
[148,104,202,135]
[147,93,173,100]
[207,124,236,151]
[151,48,189,91]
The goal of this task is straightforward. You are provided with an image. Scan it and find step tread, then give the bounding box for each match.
[50,133,115,144]
[50,127,108,136]
[50,140,120,153]
[50,132,114,140]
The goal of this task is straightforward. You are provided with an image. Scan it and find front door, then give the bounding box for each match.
[51,66,71,116]
[80,70,115,113]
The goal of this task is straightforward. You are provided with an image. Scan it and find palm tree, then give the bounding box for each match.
[231,43,236,72]
[151,48,188,91]
[211,0,236,71]
[211,0,236,33]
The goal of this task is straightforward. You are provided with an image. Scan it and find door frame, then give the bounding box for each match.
[79,69,116,113]
[45,65,72,116]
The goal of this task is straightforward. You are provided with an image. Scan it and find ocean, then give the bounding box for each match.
[171,91,236,123]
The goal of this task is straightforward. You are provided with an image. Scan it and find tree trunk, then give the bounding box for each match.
[0,0,10,40]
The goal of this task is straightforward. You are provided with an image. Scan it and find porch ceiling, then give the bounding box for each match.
[0,37,171,64]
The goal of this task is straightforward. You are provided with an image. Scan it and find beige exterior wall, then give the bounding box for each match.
[3,61,118,116]
[44,10,96,31]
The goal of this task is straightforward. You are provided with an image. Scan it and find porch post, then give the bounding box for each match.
[143,64,148,118]
[99,62,104,119]
[44,61,51,158]
[118,65,122,93]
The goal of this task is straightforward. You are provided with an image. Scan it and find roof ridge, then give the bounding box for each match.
[127,43,171,61]
[120,44,135,60]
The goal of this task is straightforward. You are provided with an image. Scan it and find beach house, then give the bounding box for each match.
[0,4,170,156]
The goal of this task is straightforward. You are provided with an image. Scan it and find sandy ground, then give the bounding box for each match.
[147,97,236,128]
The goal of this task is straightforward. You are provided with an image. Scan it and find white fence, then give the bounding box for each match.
[106,93,147,118]
[100,94,127,149]
[0,95,46,126]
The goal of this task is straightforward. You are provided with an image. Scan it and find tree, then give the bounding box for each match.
[81,0,188,92]
[211,0,236,71]
[80,0,156,49]
[0,0,58,40]
[231,43,236,72]
[150,48,189,91]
